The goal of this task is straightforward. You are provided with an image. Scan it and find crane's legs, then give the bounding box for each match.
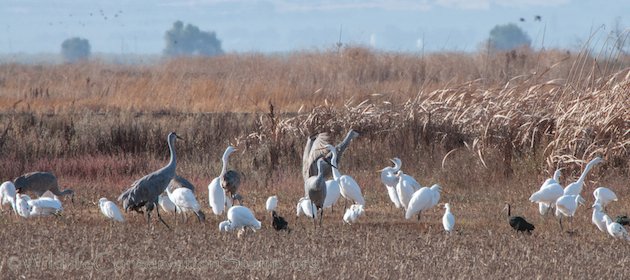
[155,203,171,229]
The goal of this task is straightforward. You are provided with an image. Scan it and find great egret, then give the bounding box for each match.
[219,205,261,232]
[166,185,205,223]
[272,211,289,231]
[379,158,402,209]
[326,145,365,208]
[28,196,63,217]
[529,182,563,216]
[207,177,226,215]
[395,171,416,210]
[593,187,617,210]
[118,132,183,229]
[99,197,124,222]
[219,146,242,205]
[343,204,365,224]
[405,184,442,221]
[563,157,603,195]
[503,203,535,233]
[0,181,17,214]
[591,204,607,232]
[266,196,278,212]
[555,194,585,232]
[442,203,455,233]
[602,215,630,240]
[15,194,31,218]
[158,193,176,213]
[296,197,317,219]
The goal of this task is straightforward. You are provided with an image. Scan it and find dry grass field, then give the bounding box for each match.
[0,47,629,278]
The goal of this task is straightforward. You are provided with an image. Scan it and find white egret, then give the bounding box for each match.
[555,194,585,231]
[208,177,227,215]
[591,204,607,232]
[529,182,563,216]
[602,215,630,240]
[405,184,442,220]
[395,171,416,210]
[442,203,455,233]
[379,158,402,209]
[266,195,278,212]
[563,157,603,195]
[343,204,365,224]
[593,187,617,210]
[15,194,31,218]
[325,145,365,208]
[99,197,124,222]
[219,205,261,232]
[158,192,176,213]
[29,196,63,217]
[323,178,341,210]
[0,181,17,214]
[296,197,317,219]
[166,186,205,223]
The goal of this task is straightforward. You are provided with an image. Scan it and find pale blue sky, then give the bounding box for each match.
[1,0,628,54]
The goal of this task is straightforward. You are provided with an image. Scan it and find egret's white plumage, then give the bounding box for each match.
[380,158,402,208]
[219,205,261,232]
[15,194,31,218]
[158,193,176,213]
[266,196,278,212]
[28,196,63,217]
[555,195,585,218]
[326,145,365,206]
[395,171,416,209]
[593,187,617,209]
[442,203,455,233]
[208,177,226,215]
[343,204,365,224]
[540,168,563,189]
[538,203,550,215]
[167,186,204,222]
[99,197,124,222]
[563,157,603,195]
[296,197,317,218]
[323,179,341,209]
[0,181,17,214]
[591,204,607,232]
[602,215,630,240]
[529,182,563,215]
[405,184,442,220]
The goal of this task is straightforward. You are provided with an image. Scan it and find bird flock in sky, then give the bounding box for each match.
[0,131,627,240]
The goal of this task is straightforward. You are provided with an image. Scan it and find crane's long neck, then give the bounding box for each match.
[330,149,341,180]
[167,137,177,170]
[316,161,326,189]
[336,130,358,157]
[221,151,231,176]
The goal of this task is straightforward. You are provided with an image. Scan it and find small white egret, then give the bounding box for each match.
[266,195,278,212]
[405,184,442,220]
[208,177,226,215]
[555,194,585,231]
[166,186,205,223]
[602,215,630,241]
[591,204,607,232]
[219,205,261,232]
[442,203,455,233]
[29,196,63,217]
[15,194,31,218]
[0,181,17,214]
[593,187,617,210]
[296,197,317,219]
[99,197,124,222]
[563,157,603,195]
[343,204,365,224]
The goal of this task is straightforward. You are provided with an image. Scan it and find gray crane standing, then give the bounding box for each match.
[118,132,182,229]
[13,171,74,201]
[302,129,359,181]
[304,157,335,227]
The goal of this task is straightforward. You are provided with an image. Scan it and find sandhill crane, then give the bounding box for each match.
[563,157,603,195]
[13,172,74,201]
[166,185,205,223]
[303,129,359,180]
[272,211,289,231]
[593,187,617,211]
[591,204,607,232]
[0,181,17,214]
[555,194,585,232]
[99,197,124,222]
[405,184,442,221]
[503,203,535,234]
[218,146,241,205]
[442,203,455,233]
[219,205,261,233]
[304,158,333,227]
[326,145,364,209]
[602,215,630,240]
[266,196,278,212]
[117,132,182,229]
[379,158,402,209]
[343,204,364,224]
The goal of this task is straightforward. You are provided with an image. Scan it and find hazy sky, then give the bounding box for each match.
[1,0,628,54]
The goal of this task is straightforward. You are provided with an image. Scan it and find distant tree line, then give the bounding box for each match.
[163,21,224,57]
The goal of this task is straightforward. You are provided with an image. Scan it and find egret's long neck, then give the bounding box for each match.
[167,138,176,170]
[221,151,230,176]
[330,150,341,180]
[553,169,561,182]
[392,159,401,172]
[577,160,598,184]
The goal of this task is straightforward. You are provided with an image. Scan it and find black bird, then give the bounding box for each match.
[534,15,542,21]
[616,215,630,226]
[272,211,289,231]
[519,17,526,22]
[504,203,535,234]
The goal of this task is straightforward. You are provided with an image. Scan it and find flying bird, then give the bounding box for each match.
[99,197,124,222]
[13,172,74,201]
[117,132,182,229]
[302,129,359,180]
[504,203,535,234]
